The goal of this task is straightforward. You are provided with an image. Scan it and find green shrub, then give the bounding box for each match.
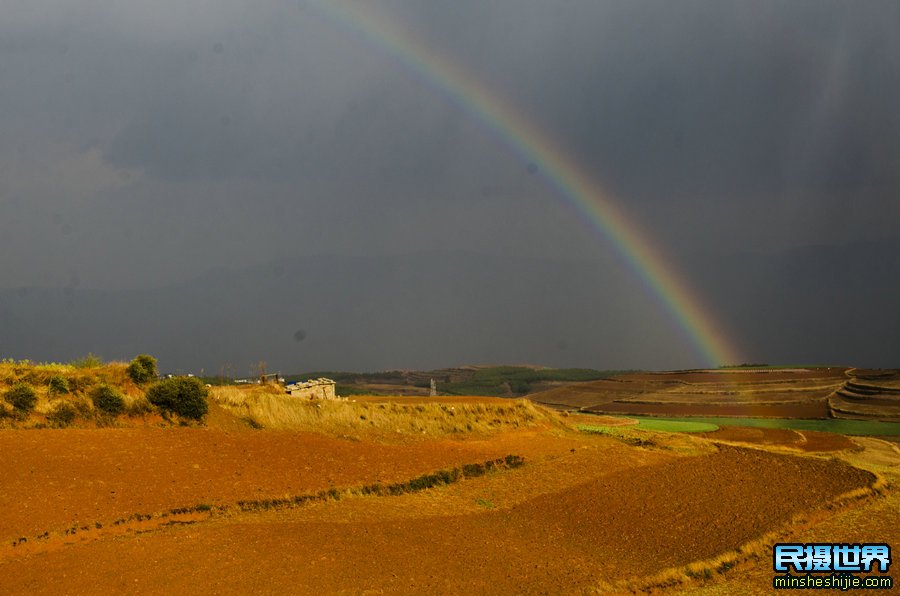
[125,397,154,417]
[90,384,125,416]
[67,374,95,393]
[126,354,158,385]
[5,383,37,413]
[146,377,208,420]
[71,353,103,368]
[48,375,70,395]
[47,403,77,427]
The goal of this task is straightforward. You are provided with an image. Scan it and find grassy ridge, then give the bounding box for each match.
[579,419,718,435]
[211,385,560,438]
[0,360,153,426]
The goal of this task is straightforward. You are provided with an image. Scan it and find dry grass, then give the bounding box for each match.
[0,361,138,393]
[210,385,561,439]
[0,361,153,426]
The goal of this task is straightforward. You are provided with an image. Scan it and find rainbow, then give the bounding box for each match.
[309,1,741,367]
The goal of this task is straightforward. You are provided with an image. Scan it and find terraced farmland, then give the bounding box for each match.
[528,367,900,423]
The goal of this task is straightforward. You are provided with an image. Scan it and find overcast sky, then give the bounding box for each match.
[0,1,897,369]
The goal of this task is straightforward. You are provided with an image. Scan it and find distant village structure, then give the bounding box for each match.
[285,377,337,400]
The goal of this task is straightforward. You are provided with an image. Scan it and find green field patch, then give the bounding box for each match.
[624,416,900,436]
[632,419,719,433]
[576,425,656,447]
[578,418,717,435]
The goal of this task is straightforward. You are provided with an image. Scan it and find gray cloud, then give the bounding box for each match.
[0,0,897,368]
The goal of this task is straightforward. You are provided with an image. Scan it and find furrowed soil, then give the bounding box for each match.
[591,400,830,418]
[682,437,900,595]
[0,412,883,595]
[527,367,887,421]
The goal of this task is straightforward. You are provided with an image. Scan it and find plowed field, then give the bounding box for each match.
[0,416,882,595]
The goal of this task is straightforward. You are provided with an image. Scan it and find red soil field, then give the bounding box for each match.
[0,439,874,595]
[527,368,849,419]
[0,426,572,539]
[703,426,858,452]
[686,437,900,594]
[589,399,830,418]
[619,368,848,384]
[797,430,859,452]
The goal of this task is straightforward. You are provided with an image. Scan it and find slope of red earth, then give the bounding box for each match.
[0,425,877,595]
[682,437,900,595]
[0,425,582,540]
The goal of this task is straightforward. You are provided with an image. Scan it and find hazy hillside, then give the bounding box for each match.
[0,239,897,373]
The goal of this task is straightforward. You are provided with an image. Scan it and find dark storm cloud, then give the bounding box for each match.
[0,1,897,369]
[5,1,898,204]
[388,0,900,201]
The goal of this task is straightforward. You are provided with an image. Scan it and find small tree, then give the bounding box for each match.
[126,354,158,385]
[90,384,125,416]
[146,376,208,420]
[5,383,37,414]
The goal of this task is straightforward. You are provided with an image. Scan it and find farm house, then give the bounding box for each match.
[285,378,337,400]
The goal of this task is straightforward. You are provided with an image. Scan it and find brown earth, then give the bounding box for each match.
[0,414,882,595]
[527,368,851,420]
[620,368,848,384]
[703,427,858,452]
[589,399,830,418]
[682,437,899,595]
[796,430,859,452]
[703,425,803,446]
[0,425,571,539]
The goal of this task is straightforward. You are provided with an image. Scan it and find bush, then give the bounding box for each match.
[126,354,158,385]
[67,374,95,393]
[47,403,77,427]
[90,384,125,416]
[146,377,208,420]
[5,383,37,414]
[71,353,103,368]
[125,397,154,417]
[48,375,70,395]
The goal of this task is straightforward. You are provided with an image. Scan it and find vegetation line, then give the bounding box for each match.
[2,455,525,560]
[237,454,523,511]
